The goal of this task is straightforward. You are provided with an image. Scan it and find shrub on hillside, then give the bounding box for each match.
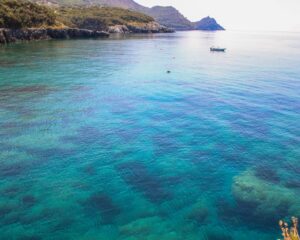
[0,0,56,28]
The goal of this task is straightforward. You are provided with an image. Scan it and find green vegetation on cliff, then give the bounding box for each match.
[57,6,154,30]
[0,0,56,28]
[0,0,155,30]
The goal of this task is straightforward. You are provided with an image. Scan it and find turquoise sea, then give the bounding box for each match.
[0,31,300,240]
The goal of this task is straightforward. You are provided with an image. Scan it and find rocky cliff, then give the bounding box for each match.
[0,28,109,44]
[145,6,193,30]
[108,21,173,33]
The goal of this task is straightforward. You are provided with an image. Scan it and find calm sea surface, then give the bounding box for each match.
[0,31,299,240]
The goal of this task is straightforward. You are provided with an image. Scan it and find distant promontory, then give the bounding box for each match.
[193,16,225,31]
[0,0,173,44]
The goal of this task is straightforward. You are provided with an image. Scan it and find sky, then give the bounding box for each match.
[135,0,300,31]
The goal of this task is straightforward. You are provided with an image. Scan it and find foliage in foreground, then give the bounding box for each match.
[279,217,300,240]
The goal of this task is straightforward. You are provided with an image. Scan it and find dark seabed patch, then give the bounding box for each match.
[116,161,171,203]
[284,180,300,189]
[51,217,75,232]
[0,162,29,178]
[26,147,76,160]
[17,235,42,240]
[0,204,15,218]
[61,126,108,146]
[83,192,121,224]
[152,133,182,156]
[22,195,37,208]
[217,198,288,231]
[254,165,280,183]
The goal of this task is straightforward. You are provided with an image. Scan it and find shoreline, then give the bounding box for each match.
[0,24,174,45]
[0,28,109,45]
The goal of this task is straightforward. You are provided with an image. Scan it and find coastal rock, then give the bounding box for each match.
[0,30,7,44]
[108,22,174,34]
[0,28,49,43]
[0,28,109,45]
[127,21,174,33]
[108,25,130,34]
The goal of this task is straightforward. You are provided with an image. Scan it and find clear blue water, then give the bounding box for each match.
[0,31,299,240]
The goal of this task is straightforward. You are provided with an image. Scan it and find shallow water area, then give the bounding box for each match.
[0,31,300,239]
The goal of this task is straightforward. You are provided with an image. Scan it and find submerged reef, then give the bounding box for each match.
[231,169,300,228]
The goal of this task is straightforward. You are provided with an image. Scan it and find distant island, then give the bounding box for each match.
[0,0,225,45]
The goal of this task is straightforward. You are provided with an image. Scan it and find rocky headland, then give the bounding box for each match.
[108,21,173,34]
[0,0,173,45]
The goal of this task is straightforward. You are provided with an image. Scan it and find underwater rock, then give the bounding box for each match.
[231,170,300,228]
[84,192,121,224]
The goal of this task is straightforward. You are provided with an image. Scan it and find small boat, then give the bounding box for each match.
[210,47,226,52]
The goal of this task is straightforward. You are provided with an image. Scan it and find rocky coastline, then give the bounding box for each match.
[0,23,173,45]
[108,22,174,34]
[0,28,109,45]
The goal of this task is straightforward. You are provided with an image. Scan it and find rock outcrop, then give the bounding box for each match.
[230,170,300,227]
[108,22,173,34]
[0,28,109,44]
[193,16,225,31]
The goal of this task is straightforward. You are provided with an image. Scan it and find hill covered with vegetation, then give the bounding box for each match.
[33,0,193,30]
[32,0,225,31]
[0,0,56,28]
[57,6,154,31]
[0,0,156,30]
